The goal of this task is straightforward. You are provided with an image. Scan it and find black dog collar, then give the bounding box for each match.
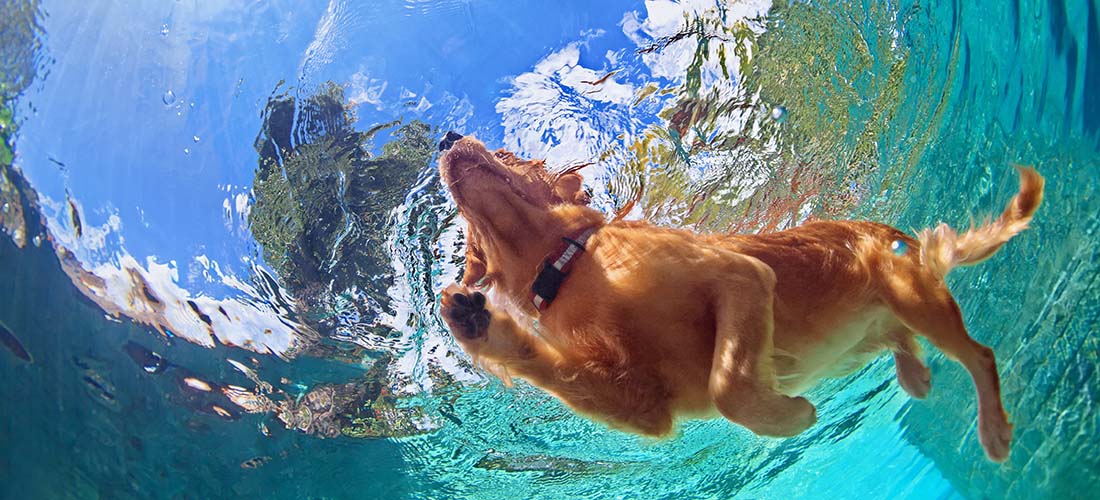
[529,228,597,312]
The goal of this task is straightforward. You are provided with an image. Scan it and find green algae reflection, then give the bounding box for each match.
[250,82,436,326]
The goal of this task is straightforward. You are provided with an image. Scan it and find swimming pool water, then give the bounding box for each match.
[1,0,1097,498]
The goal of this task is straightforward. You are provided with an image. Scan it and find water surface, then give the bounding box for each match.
[1,0,1098,498]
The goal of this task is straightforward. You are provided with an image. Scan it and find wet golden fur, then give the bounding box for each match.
[438,137,1043,462]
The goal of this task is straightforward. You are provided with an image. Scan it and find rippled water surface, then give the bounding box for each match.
[1,0,1098,498]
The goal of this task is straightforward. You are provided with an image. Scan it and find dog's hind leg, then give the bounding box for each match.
[883,280,1012,462]
[891,329,931,399]
[708,255,817,437]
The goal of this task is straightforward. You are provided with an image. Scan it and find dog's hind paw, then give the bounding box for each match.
[979,412,1013,463]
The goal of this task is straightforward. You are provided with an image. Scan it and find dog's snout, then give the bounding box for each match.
[438,131,464,152]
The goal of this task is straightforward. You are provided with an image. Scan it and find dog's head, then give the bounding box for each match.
[439,137,592,289]
[439,136,589,210]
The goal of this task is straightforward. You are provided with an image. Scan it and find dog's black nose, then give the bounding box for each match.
[438,131,464,152]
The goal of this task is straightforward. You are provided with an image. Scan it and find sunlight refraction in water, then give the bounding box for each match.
[1,0,1098,498]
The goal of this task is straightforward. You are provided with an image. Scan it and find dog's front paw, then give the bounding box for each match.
[759,395,817,437]
[894,351,932,399]
[441,285,490,340]
[779,396,818,436]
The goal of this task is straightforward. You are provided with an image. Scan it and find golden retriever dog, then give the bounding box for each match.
[437,135,1042,462]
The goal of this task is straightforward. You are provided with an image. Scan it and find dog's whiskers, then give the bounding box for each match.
[551,161,595,181]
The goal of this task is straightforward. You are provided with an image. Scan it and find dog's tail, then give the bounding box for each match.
[918,166,1044,278]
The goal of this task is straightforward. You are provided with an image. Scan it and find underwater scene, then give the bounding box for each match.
[1,0,1098,498]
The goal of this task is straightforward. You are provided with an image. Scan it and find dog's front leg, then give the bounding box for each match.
[708,256,817,437]
[440,285,673,435]
[440,285,563,385]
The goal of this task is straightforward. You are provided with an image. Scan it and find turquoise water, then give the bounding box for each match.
[1,0,1098,498]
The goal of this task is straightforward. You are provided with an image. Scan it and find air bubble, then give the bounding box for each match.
[891,240,909,255]
[162,90,176,105]
[160,24,169,36]
[770,105,787,123]
[184,148,191,155]
[193,135,200,143]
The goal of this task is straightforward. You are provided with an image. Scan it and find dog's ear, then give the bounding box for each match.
[553,173,590,205]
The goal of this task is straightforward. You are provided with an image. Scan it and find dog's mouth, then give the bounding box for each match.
[438,138,497,188]
[439,138,545,206]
